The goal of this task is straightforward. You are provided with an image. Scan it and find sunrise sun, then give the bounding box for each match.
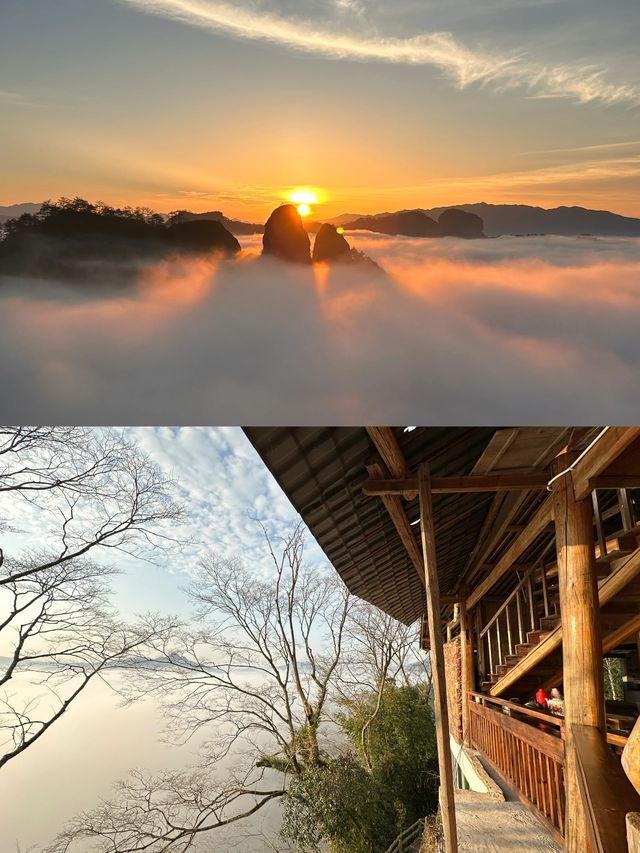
[288,188,321,218]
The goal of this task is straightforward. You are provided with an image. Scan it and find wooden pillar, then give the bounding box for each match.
[418,463,458,853]
[460,602,474,747]
[551,451,605,853]
[623,717,640,796]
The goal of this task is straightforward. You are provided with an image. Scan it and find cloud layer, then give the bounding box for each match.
[1,233,640,422]
[119,0,640,106]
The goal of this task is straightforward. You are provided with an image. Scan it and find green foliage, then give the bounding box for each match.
[340,683,439,828]
[280,754,395,853]
[281,684,439,853]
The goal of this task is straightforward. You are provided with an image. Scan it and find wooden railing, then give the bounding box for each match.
[477,560,557,684]
[574,724,640,853]
[382,818,425,853]
[468,692,565,843]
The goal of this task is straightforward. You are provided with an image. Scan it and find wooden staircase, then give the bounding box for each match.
[480,615,561,693]
[477,488,640,700]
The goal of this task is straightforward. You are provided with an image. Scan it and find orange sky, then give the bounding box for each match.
[2,1,640,220]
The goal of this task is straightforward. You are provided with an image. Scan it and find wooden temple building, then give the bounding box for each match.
[245,427,640,853]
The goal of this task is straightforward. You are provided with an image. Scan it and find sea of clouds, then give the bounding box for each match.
[1,232,640,422]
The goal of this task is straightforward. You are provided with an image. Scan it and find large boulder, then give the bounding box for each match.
[165,219,241,256]
[312,224,353,263]
[262,204,311,264]
[438,208,484,238]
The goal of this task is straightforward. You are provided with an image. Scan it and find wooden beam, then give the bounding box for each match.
[467,497,554,610]
[362,471,550,497]
[592,475,640,490]
[459,602,474,747]
[572,427,640,500]
[366,462,425,586]
[462,491,529,590]
[552,450,605,853]
[418,463,458,853]
[599,612,640,654]
[366,427,409,477]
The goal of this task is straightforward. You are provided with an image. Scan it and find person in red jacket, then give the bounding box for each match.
[535,688,551,709]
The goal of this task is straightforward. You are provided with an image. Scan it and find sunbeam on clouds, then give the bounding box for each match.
[117,0,640,106]
[1,234,640,423]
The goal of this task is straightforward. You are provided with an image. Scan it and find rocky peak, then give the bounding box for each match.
[262,205,311,264]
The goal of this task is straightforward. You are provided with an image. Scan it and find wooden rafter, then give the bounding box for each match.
[362,471,550,497]
[366,461,424,586]
[365,427,409,478]
[467,497,554,610]
[571,427,640,500]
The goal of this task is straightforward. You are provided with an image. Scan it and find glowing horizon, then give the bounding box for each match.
[2,2,640,219]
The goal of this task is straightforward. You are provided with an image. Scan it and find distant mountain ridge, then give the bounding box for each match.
[168,209,264,235]
[341,208,485,239]
[329,203,640,238]
[0,202,42,223]
[4,201,640,238]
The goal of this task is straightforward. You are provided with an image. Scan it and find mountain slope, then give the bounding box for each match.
[0,202,42,223]
[333,203,640,238]
[422,203,640,237]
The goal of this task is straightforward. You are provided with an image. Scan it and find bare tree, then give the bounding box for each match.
[0,426,182,587]
[46,523,352,852]
[0,426,184,769]
[337,603,430,771]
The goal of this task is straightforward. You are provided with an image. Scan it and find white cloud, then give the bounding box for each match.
[118,0,640,105]
[0,424,329,618]
[2,235,640,423]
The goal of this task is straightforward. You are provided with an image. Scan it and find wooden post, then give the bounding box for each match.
[418,463,458,853]
[460,601,474,747]
[623,717,640,796]
[551,451,605,853]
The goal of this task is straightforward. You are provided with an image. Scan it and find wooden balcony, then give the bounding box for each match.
[467,692,640,851]
[468,692,566,844]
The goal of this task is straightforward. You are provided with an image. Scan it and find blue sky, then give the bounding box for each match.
[2,0,640,216]
[1,427,326,620]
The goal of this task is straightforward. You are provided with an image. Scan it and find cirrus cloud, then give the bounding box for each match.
[117,0,640,106]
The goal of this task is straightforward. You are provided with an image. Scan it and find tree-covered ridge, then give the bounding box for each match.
[0,197,240,279]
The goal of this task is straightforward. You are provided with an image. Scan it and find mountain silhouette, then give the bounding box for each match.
[0,202,42,223]
[312,224,353,262]
[344,210,443,237]
[438,208,484,238]
[167,209,264,236]
[0,198,240,280]
[311,223,384,272]
[332,203,640,238]
[342,208,485,238]
[262,204,311,264]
